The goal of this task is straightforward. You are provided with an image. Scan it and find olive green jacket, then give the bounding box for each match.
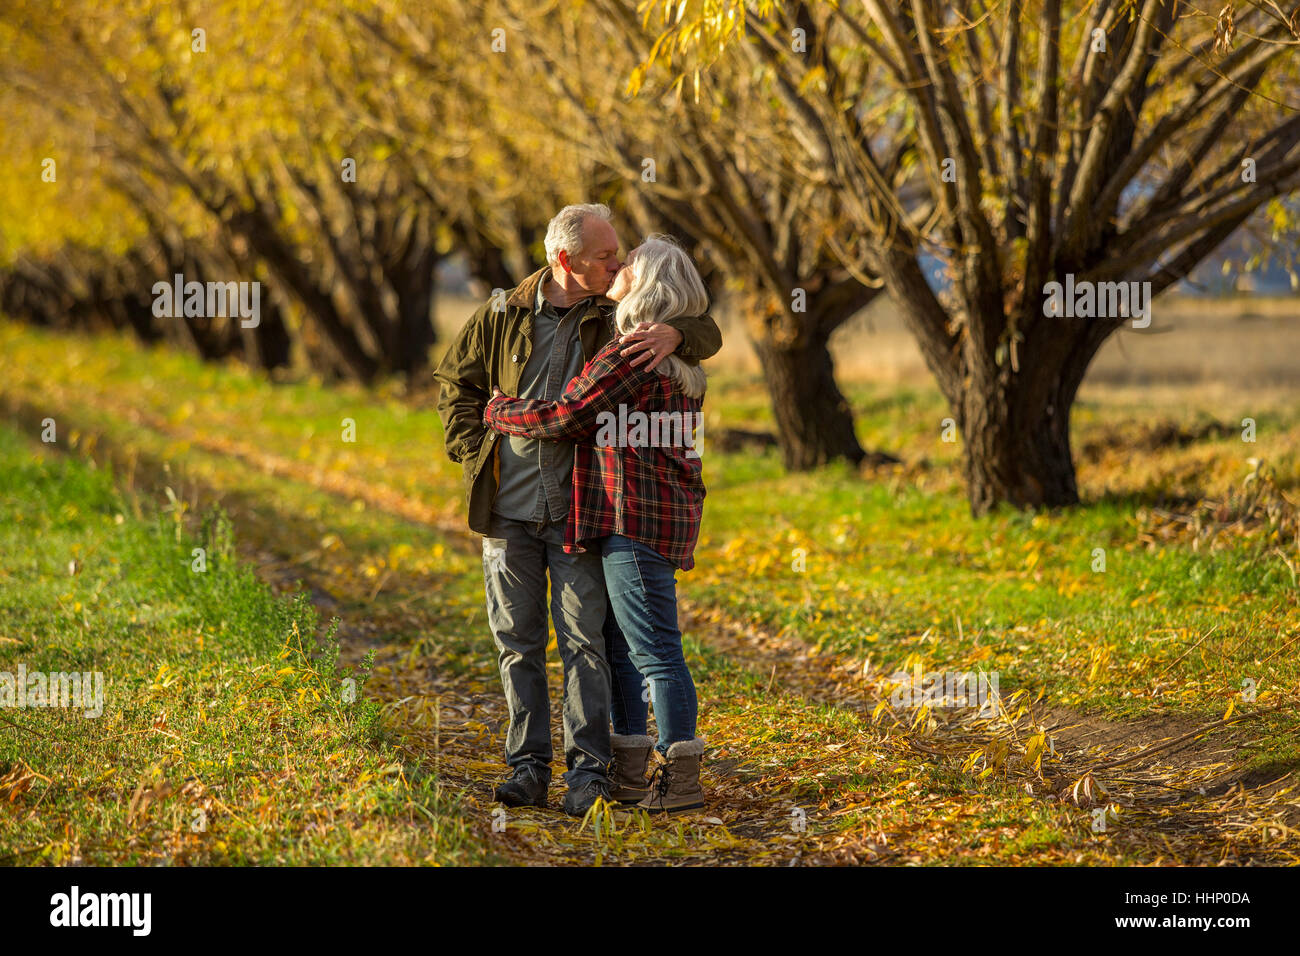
[434,266,722,535]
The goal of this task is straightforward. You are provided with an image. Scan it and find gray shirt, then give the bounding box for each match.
[490,278,590,523]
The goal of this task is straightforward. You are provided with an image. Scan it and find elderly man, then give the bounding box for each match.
[434,204,721,815]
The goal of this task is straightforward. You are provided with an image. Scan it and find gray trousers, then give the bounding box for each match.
[482,513,611,789]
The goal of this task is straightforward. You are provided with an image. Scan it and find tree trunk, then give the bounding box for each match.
[238,305,292,370]
[752,332,867,470]
[960,373,1079,516]
[393,247,439,386]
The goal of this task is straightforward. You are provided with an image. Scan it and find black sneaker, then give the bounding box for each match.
[563,777,611,817]
[494,766,548,808]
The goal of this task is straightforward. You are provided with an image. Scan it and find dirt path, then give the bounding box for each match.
[5,388,1298,864]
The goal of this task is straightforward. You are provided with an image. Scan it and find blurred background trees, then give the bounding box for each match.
[631,0,1300,512]
[2,0,1297,511]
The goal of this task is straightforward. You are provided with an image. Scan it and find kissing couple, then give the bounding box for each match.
[435,203,720,816]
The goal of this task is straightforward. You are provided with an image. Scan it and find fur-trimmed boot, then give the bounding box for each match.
[608,733,654,803]
[637,737,706,813]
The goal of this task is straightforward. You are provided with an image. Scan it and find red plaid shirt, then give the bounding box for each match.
[483,338,705,571]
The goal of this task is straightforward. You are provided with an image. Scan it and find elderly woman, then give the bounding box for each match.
[484,235,709,812]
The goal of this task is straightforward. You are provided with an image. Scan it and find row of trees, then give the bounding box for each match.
[2,0,1298,512]
[1,0,588,381]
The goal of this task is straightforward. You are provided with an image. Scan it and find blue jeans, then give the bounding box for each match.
[482,513,611,789]
[601,534,697,754]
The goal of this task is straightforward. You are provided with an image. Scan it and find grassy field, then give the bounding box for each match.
[0,423,496,864]
[2,302,1299,865]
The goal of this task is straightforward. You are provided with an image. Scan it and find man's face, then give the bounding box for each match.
[559,217,622,295]
[606,246,640,302]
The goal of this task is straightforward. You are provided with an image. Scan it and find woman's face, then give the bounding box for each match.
[606,248,640,302]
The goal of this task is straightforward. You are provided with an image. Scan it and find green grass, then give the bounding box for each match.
[10,317,1300,738]
[2,315,1299,864]
[5,315,1298,739]
[0,422,496,865]
[691,453,1299,725]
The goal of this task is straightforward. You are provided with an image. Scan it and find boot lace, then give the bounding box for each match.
[646,758,672,799]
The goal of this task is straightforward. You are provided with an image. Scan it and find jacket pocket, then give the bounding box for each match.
[464,433,496,497]
[472,432,497,478]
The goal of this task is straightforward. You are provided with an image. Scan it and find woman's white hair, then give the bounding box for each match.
[614,234,709,399]
[544,203,613,269]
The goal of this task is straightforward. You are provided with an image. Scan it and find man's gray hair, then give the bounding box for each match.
[544,203,613,268]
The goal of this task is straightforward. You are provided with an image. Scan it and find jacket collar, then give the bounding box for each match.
[506,266,615,314]
[506,267,548,309]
